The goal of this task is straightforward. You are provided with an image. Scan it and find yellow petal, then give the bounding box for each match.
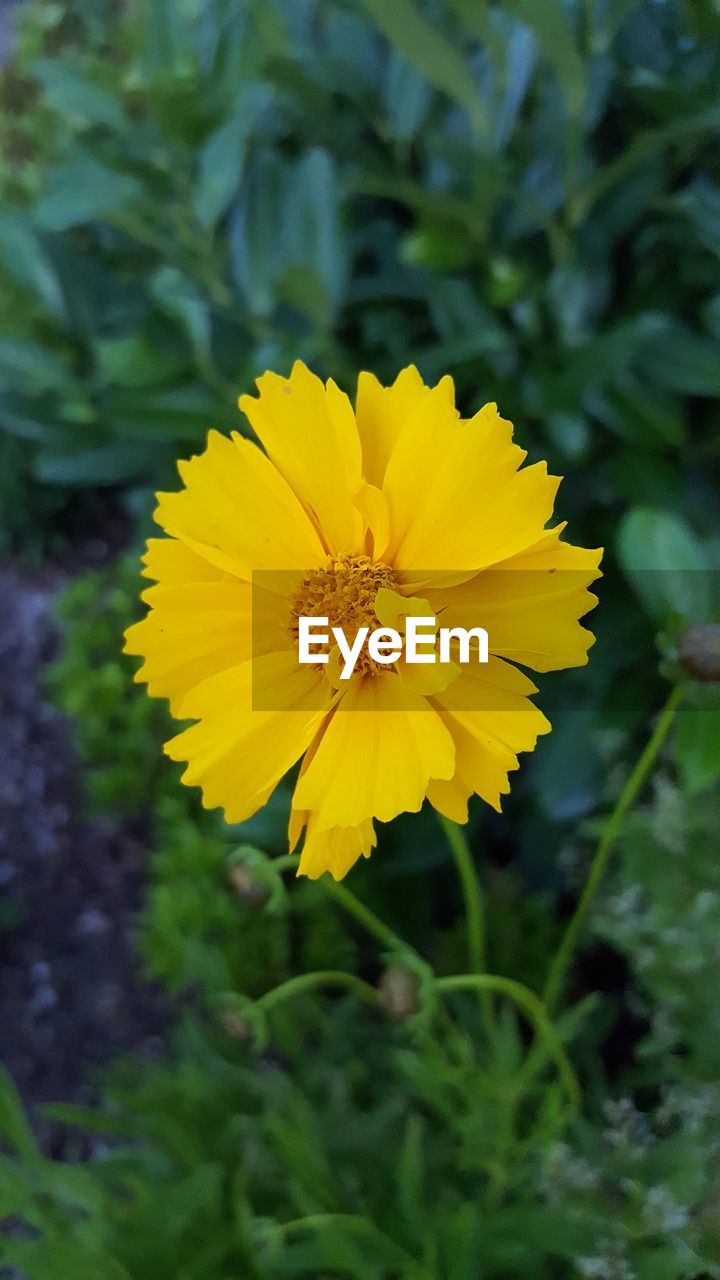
[124,580,252,714]
[429,657,551,813]
[354,482,391,559]
[141,536,234,584]
[292,670,455,831]
[427,528,602,672]
[154,429,326,581]
[124,578,289,715]
[426,774,471,824]
[295,815,376,881]
[383,399,560,584]
[164,652,334,824]
[356,366,454,487]
[239,361,364,556]
[373,585,433,628]
[372,586,458,692]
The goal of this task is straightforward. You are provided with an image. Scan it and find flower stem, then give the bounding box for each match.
[277,853,412,956]
[257,970,378,1014]
[271,853,302,874]
[320,879,412,956]
[437,814,496,1038]
[437,815,485,972]
[435,974,579,1110]
[543,683,684,1015]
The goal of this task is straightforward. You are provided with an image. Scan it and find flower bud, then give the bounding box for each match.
[678,624,720,683]
[228,862,270,908]
[377,965,421,1021]
[218,1007,254,1041]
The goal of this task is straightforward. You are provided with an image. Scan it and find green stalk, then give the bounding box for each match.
[543,683,683,1014]
[257,970,378,1014]
[321,879,412,955]
[437,814,496,1040]
[435,975,579,1110]
[437,815,486,972]
[279,852,414,956]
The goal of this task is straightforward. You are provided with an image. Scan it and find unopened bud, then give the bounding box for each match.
[218,1007,253,1041]
[378,965,421,1021]
[678,624,720,683]
[229,863,269,908]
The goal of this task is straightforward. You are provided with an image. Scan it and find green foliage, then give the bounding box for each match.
[1,0,719,559]
[13,551,715,1279]
[1,960,719,1279]
[594,780,720,1074]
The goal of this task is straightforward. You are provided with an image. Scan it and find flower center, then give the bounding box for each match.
[289,554,399,675]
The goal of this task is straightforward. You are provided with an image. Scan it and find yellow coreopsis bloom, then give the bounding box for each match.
[124,363,601,880]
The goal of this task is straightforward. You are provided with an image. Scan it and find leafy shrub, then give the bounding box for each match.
[0,546,712,1278]
[2,761,720,1278]
[1,989,719,1279]
[1,0,720,556]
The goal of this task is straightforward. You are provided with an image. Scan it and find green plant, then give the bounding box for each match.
[2,759,720,1277]
[0,554,708,1277]
[1,0,719,559]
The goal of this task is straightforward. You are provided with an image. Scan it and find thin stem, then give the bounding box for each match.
[257,970,378,1014]
[435,975,580,1111]
[277,853,412,955]
[437,815,486,972]
[543,684,683,1014]
[322,879,413,956]
[437,814,496,1040]
[271,853,302,874]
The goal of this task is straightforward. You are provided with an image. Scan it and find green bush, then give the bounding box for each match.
[0,546,712,1278]
[1,0,719,555]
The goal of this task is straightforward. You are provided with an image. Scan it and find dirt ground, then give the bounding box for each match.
[0,552,165,1142]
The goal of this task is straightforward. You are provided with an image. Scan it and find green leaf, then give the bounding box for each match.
[0,1066,40,1162]
[137,0,197,83]
[0,214,65,319]
[34,157,142,231]
[0,338,75,395]
[617,508,711,623]
[194,87,270,229]
[230,150,286,315]
[587,380,685,449]
[283,148,346,320]
[571,104,720,222]
[0,399,59,443]
[639,322,720,396]
[150,267,212,362]
[502,0,585,114]
[39,1102,138,1137]
[675,708,720,793]
[359,0,486,135]
[31,58,126,130]
[35,441,171,485]
[382,51,433,142]
[104,384,233,442]
[96,335,187,387]
[551,314,665,401]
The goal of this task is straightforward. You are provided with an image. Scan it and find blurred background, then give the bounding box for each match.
[0,1,719,1277]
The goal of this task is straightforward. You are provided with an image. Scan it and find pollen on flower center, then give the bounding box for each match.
[289,554,399,673]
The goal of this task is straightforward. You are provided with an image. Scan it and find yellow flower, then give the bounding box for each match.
[124,362,601,880]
